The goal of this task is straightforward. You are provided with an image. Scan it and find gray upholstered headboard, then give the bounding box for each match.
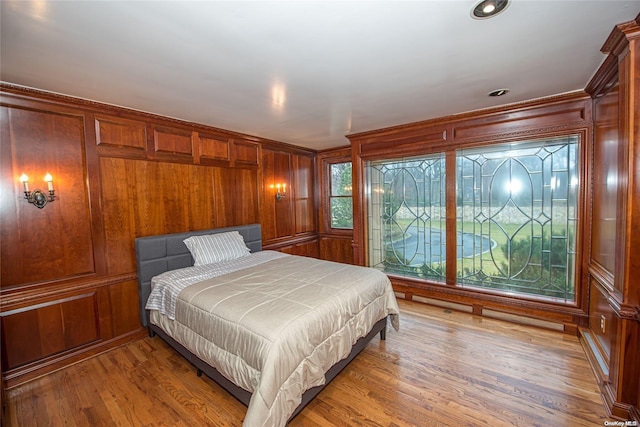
[135,224,262,327]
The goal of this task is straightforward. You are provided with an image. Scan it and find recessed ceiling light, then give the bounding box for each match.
[471,0,509,19]
[488,88,509,97]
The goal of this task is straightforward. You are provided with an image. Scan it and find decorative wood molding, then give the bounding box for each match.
[0,82,308,154]
[347,91,588,142]
[588,262,616,293]
[585,54,619,96]
[0,273,137,310]
[601,18,640,56]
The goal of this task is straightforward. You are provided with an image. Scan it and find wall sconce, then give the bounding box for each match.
[271,183,287,202]
[19,173,56,209]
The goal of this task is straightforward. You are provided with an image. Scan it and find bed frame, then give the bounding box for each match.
[135,224,387,421]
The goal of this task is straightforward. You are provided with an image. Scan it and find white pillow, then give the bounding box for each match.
[183,231,251,266]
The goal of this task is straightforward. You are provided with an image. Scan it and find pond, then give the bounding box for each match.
[384,227,494,266]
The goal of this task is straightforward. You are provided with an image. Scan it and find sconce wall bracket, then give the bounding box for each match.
[24,189,55,209]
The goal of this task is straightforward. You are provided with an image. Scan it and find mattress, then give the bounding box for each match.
[147,252,400,427]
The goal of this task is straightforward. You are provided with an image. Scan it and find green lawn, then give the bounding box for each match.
[381,217,572,297]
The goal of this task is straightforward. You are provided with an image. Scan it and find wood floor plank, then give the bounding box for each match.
[4,299,609,426]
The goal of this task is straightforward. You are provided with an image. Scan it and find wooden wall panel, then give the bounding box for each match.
[278,239,320,258]
[108,280,140,338]
[0,106,95,287]
[100,157,137,275]
[152,126,193,162]
[198,133,230,162]
[261,148,294,242]
[134,161,194,236]
[261,146,317,249]
[451,101,588,141]
[187,164,217,230]
[232,140,260,166]
[293,154,316,235]
[588,278,615,364]
[591,84,620,274]
[1,292,99,370]
[95,115,147,151]
[212,167,259,227]
[319,236,354,264]
[100,159,230,274]
[0,84,295,387]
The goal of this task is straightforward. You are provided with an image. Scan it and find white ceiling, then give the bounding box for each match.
[1,1,639,150]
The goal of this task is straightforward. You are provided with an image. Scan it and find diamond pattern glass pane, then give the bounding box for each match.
[456,136,579,302]
[367,155,446,281]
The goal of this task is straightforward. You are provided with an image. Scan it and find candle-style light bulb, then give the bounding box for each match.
[19,174,29,192]
[44,173,54,192]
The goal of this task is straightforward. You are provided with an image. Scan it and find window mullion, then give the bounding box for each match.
[445,150,457,285]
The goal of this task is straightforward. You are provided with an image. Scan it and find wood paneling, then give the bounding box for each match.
[580,17,640,421]
[261,148,294,242]
[451,100,588,141]
[95,115,147,157]
[278,238,320,258]
[591,83,620,274]
[587,278,615,366]
[232,140,260,166]
[152,126,193,161]
[0,84,270,387]
[0,106,95,287]
[293,153,315,235]
[260,146,318,250]
[212,167,259,227]
[358,126,448,159]
[107,280,140,338]
[99,157,138,275]
[198,133,230,162]
[99,158,261,274]
[1,292,99,370]
[319,236,354,264]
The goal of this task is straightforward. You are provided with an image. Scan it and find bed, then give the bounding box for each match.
[135,224,399,426]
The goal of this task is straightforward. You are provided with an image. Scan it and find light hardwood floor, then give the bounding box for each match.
[4,299,610,426]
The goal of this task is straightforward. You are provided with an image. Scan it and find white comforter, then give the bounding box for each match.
[148,252,400,427]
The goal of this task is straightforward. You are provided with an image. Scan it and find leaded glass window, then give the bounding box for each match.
[365,134,580,304]
[367,154,446,281]
[456,136,579,302]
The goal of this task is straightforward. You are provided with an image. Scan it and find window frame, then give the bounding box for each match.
[328,161,353,230]
[318,148,354,236]
[360,133,585,308]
